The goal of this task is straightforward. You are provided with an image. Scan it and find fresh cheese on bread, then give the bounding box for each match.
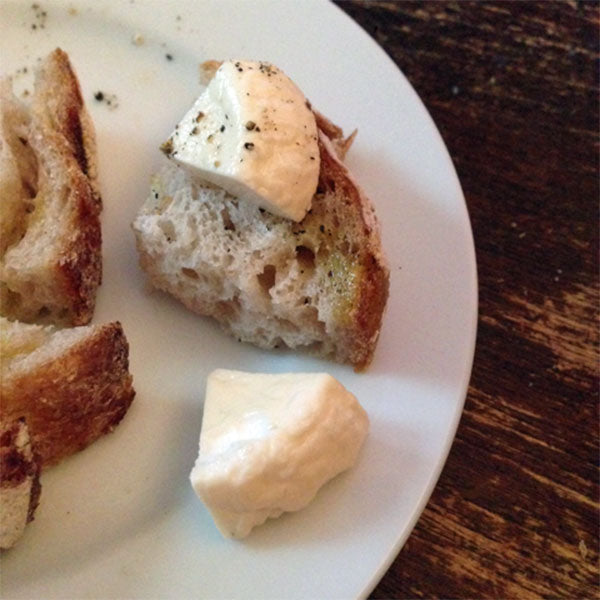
[0,48,101,326]
[0,317,135,467]
[133,59,389,369]
[161,60,319,222]
[0,418,42,549]
[133,61,389,370]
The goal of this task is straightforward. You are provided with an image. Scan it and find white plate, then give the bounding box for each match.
[0,1,477,598]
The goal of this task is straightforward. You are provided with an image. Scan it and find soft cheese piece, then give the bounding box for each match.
[162,60,320,222]
[189,369,369,539]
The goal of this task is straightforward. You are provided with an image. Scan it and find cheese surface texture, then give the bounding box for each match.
[189,369,369,539]
[163,60,320,222]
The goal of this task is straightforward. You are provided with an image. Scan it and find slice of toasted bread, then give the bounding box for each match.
[0,418,42,549]
[0,48,101,326]
[0,317,135,467]
[133,121,389,370]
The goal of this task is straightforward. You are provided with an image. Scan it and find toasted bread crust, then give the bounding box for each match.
[0,418,42,549]
[32,48,100,205]
[313,110,357,160]
[319,131,389,371]
[0,48,102,326]
[1,322,135,467]
[54,146,103,325]
[314,133,389,369]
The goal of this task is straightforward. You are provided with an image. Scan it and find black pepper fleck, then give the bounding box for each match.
[245,120,256,131]
[220,125,225,132]
[93,90,119,110]
[165,53,173,61]
[244,142,255,150]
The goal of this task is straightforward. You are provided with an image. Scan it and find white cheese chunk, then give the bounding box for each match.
[163,60,320,222]
[189,369,369,539]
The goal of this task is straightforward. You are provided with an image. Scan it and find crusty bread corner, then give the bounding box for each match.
[133,118,389,370]
[0,418,42,550]
[313,110,357,161]
[31,48,100,204]
[315,131,389,369]
[0,48,101,326]
[0,318,135,468]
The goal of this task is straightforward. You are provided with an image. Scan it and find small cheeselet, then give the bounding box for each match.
[161,60,320,222]
[189,369,369,539]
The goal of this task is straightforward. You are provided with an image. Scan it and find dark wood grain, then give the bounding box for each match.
[333,1,599,598]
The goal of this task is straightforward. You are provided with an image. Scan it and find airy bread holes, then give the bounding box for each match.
[295,245,315,272]
[37,305,51,318]
[221,207,236,231]
[215,297,241,321]
[257,264,276,294]
[181,267,199,279]
[158,220,177,242]
[339,240,358,256]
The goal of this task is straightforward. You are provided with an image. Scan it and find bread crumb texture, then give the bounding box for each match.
[0,48,101,326]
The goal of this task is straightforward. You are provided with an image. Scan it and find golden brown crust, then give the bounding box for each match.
[199,60,222,85]
[313,110,357,160]
[0,48,102,326]
[316,133,389,370]
[0,419,41,506]
[1,322,135,467]
[0,418,42,549]
[54,145,103,326]
[35,49,102,325]
[33,48,100,206]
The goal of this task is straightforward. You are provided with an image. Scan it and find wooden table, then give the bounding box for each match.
[333,2,599,598]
